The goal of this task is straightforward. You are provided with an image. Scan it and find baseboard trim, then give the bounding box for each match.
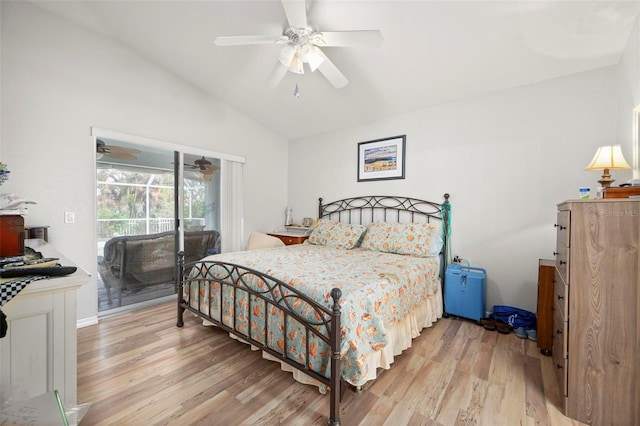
[77,316,99,328]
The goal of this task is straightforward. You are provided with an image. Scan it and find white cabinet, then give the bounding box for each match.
[0,240,89,407]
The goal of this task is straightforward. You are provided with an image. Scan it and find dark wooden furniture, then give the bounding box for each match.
[267,232,309,245]
[177,194,451,426]
[0,215,24,257]
[603,186,640,198]
[536,259,554,356]
[24,225,49,242]
[554,199,639,425]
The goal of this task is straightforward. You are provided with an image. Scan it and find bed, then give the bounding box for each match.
[177,194,451,425]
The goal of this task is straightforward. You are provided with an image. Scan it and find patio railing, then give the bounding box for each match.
[97,217,204,240]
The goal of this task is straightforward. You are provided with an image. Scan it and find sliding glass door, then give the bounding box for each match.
[95,136,221,314]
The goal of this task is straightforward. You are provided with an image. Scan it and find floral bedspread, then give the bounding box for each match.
[186,244,441,386]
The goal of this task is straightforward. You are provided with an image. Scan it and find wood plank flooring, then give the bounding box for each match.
[77,302,587,425]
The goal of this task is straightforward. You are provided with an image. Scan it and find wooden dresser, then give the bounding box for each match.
[553,199,639,425]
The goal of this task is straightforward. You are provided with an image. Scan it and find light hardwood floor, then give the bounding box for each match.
[77,302,587,425]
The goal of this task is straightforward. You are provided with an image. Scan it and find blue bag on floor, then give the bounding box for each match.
[490,305,536,330]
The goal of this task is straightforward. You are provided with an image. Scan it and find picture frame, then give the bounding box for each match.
[357,135,406,182]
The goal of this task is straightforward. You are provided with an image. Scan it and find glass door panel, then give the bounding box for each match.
[96,139,176,313]
[95,137,222,315]
[180,154,221,260]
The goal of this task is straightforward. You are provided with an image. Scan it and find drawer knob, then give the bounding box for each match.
[556,329,563,335]
[554,224,567,230]
[556,364,563,370]
[559,260,566,265]
[553,251,558,256]
[557,294,564,300]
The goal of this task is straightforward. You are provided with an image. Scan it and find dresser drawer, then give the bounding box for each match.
[555,210,570,282]
[555,246,570,283]
[552,268,569,397]
[555,210,570,248]
[554,269,568,315]
[552,303,568,397]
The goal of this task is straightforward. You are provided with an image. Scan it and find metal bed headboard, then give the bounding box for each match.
[319,194,450,226]
[319,194,452,271]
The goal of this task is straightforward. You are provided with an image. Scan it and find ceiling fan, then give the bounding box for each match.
[96,139,140,161]
[214,0,383,89]
[185,156,219,178]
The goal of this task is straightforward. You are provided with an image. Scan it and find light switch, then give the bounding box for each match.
[65,211,75,224]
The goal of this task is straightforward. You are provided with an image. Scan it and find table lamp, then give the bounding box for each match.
[585,145,631,188]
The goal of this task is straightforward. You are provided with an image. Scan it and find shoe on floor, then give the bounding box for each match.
[480,317,496,331]
[526,329,537,342]
[495,319,511,334]
[514,327,527,339]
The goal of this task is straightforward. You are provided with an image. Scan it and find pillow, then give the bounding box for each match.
[360,222,442,257]
[306,219,367,249]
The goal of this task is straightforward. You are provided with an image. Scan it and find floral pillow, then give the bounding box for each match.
[306,219,367,249]
[360,222,442,257]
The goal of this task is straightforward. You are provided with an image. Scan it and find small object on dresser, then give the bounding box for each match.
[24,225,49,242]
[579,187,590,199]
[0,215,24,257]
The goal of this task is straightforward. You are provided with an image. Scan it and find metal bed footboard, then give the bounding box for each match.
[177,257,343,426]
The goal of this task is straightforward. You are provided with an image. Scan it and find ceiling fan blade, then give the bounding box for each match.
[201,165,219,175]
[281,0,307,29]
[106,152,138,161]
[107,146,141,154]
[316,50,348,89]
[268,62,289,88]
[214,35,286,46]
[318,30,384,48]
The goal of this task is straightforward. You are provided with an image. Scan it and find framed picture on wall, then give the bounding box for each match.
[357,135,406,182]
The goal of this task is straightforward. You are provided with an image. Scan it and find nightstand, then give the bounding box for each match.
[267,232,309,245]
[536,259,554,356]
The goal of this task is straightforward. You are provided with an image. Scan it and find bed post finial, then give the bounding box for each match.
[443,193,450,202]
[318,197,323,220]
[331,287,341,305]
[329,287,342,426]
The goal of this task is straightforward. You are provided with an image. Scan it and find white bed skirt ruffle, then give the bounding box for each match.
[255,284,443,390]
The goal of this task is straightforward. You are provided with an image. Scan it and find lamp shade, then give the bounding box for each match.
[585,145,631,170]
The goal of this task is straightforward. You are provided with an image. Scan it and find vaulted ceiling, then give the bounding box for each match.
[31,1,640,140]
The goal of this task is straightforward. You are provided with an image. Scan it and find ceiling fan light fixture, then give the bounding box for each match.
[288,53,304,74]
[279,44,295,66]
[307,46,325,72]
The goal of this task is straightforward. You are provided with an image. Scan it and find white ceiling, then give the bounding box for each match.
[31,0,640,140]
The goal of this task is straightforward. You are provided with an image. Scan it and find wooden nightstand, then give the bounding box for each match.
[536,259,555,356]
[267,233,309,245]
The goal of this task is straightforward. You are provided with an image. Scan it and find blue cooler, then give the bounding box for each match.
[444,264,486,321]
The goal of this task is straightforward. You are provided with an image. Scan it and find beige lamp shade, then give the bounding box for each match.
[585,145,631,188]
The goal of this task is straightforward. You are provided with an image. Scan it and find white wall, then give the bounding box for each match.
[288,67,620,314]
[616,13,640,175]
[0,2,288,323]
